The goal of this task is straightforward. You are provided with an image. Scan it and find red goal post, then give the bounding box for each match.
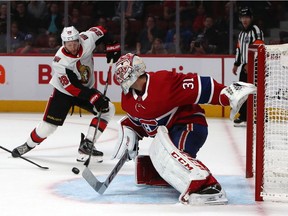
[246,44,288,202]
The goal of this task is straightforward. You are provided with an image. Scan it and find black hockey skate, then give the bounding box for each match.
[11,142,34,158]
[77,133,103,162]
[198,183,222,194]
[188,183,228,205]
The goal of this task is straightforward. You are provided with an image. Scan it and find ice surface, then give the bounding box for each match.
[1,114,288,216]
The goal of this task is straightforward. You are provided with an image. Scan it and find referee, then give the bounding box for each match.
[232,7,264,127]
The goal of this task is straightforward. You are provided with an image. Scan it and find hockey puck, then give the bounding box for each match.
[72,167,80,174]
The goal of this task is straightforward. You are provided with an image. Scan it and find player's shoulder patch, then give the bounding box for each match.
[80,34,88,41]
[53,56,61,63]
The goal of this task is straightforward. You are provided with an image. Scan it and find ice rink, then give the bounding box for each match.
[1,113,288,216]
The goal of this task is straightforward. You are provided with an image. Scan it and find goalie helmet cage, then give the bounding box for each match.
[246,44,288,202]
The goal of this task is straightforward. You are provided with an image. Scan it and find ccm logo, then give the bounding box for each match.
[171,151,205,171]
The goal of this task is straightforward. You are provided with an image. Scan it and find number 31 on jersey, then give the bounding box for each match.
[183,78,194,89]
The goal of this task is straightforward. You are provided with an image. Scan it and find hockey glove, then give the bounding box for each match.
[106,41,121,63]
[89,90,110,113]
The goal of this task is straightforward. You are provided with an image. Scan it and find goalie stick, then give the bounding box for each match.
[0,145,49,170]
[82,149,129,194]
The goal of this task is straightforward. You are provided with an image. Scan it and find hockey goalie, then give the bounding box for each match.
[112,53,256,205]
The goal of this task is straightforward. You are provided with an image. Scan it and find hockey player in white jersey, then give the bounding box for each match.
[12,26,120,161]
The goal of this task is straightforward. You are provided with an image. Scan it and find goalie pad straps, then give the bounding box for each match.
[111,124,138,160]
[149,126,213,203]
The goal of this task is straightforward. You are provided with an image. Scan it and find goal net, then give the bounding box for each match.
[246,44,288,202]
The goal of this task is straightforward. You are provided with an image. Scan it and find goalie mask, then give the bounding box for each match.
[61,26,79,44]
[115,53,146,94]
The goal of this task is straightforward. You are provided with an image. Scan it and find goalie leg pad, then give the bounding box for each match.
[149,126,210,196]
[135,155,169,186]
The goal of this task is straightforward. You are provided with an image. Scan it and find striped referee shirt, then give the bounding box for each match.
[234,24,264,66]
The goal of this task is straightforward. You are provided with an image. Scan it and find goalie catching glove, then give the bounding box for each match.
[112,124,139,161]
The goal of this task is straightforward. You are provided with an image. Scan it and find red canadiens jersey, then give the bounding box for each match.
[50,27,105,96]
[121,71,208,137]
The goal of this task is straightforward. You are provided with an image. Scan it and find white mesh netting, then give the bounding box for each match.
[261,44,288,201]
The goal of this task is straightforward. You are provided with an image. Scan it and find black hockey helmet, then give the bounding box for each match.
[239,7,253,18]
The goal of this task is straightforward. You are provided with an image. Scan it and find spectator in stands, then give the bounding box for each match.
[121,18,136,53]
[136,15,164,55]
[163,0,194,24]
[39,34,60,53]
[164,33,189,54]
[0,3,7,35]
[0,3,7,53]
[189,34,209,54]
[13,2,36,34]
[214,1,236,54]
[193,16,218,53]
[164,19,193,54]
[10,21,26,53]
[42,2,63,36]
[79,1,95,17]
[146,38,168,54]
[192,4,206,33]
[16,33,39,54]
[27,0,47,32]
[69,6,92,32]
[69,7,81,30]
[113,1,144,21]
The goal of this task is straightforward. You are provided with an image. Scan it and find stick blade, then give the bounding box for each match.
[82,167,105,194]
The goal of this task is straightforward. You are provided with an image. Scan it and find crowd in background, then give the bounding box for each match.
[0,1,287,55]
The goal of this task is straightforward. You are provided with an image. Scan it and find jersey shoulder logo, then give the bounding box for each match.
[80,34,88,40]
[53,56,61,62]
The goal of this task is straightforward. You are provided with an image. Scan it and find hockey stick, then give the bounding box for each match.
[0,146,49,170]
[82,149,129,194]
[84,59,113,167]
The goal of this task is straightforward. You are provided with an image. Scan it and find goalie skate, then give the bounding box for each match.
[221,81,256,119]
[188,183,228,205]
[77,133,103,163]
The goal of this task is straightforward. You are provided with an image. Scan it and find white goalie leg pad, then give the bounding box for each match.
[27,121,57,147]
[149,126,210,197]
[220,81,256,120]
[111,123,138,160]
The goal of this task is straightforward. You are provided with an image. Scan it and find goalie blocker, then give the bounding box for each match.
[148,126,228,205]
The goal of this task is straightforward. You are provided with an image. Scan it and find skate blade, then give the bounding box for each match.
[76,155,103,163]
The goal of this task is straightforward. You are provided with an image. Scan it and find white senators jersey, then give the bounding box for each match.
[50,27,105,97]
